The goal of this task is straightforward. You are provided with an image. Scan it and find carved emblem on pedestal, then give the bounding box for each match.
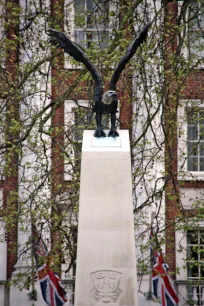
[91,270,122,303]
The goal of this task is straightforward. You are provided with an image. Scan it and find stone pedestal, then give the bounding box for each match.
[75,130,137,306]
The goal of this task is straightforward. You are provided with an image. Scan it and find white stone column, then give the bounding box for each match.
[75,130,137,306]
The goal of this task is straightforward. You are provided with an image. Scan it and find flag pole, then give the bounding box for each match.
[146,212,155,300]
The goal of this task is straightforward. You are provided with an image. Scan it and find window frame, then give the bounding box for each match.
[178,1,204,68]
[187,109,204,172]
[176,220,204,281]
[74,0,109,50]
[186,230,204,280]
[178,100,204,181]
[64,0,118,69]
[176,225,204,306]
[187,0,204,60]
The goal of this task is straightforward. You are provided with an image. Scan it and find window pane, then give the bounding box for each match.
[187,246,199,260]
[87,1,109,29]
[188,2,204,58]
[189,15,199,31]
[189,31,204,57]
[199,143,204,171]
[74,0,109,48]
[75,0,84,10]
[200,126,204,140]
[91,31,109,49]
[200,264,204,278]
[188,2,201,29]
[188,157,198,171]
[188,143,198,156]
[98,1,109,27]
[87,16,94,29]
[87,0,94,11]
[200,231,204,244]
[188,2,204,28]
[187,231,204,280]
[201,11,204,28]
[200,246,204,260]
[187,231,198,244]
[200,157,204,171]
[188,126,198,140]
[87,0,94,29]
[199,112,204,140]
[187,262,199,278]
[75,0,85,28]
[199,111,204,123]
[87,31,93,47]
[200,265,204,278]
[187,111,198,125]
[74,30,85,47]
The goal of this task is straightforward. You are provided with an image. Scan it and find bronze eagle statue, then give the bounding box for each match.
[49,24,150,138]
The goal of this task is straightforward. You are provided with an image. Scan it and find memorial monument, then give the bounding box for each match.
[49,24,150,306]
[49,24,150,138]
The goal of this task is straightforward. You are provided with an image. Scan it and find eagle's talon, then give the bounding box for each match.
[108,128,119,138]
[94,128,106,138]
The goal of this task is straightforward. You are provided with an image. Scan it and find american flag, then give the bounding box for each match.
[32,224,68,306]
[151,231,179,306]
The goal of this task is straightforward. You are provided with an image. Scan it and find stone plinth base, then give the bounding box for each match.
[75,130,137,306]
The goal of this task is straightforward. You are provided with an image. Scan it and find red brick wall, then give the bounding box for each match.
[118,78,133,131]
[182,71,204,100]
[164,1,179,277]
[179,181,204,188]
[50,0,65,272]
[4,0,19,279]
[5,182,18,279]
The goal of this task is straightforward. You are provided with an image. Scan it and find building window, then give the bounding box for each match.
[74,0,109,49]
[187,1,204,58]
[187,230,204,279]
[186,230,204,305]
[187,109,204,171]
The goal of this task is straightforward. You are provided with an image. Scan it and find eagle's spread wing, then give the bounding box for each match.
[49,29,88,63]
[110,23,151,91]
[49,29,103,105]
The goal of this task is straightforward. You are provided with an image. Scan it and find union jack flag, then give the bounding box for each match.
[151,231,179,306]
[32,224,68,306]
